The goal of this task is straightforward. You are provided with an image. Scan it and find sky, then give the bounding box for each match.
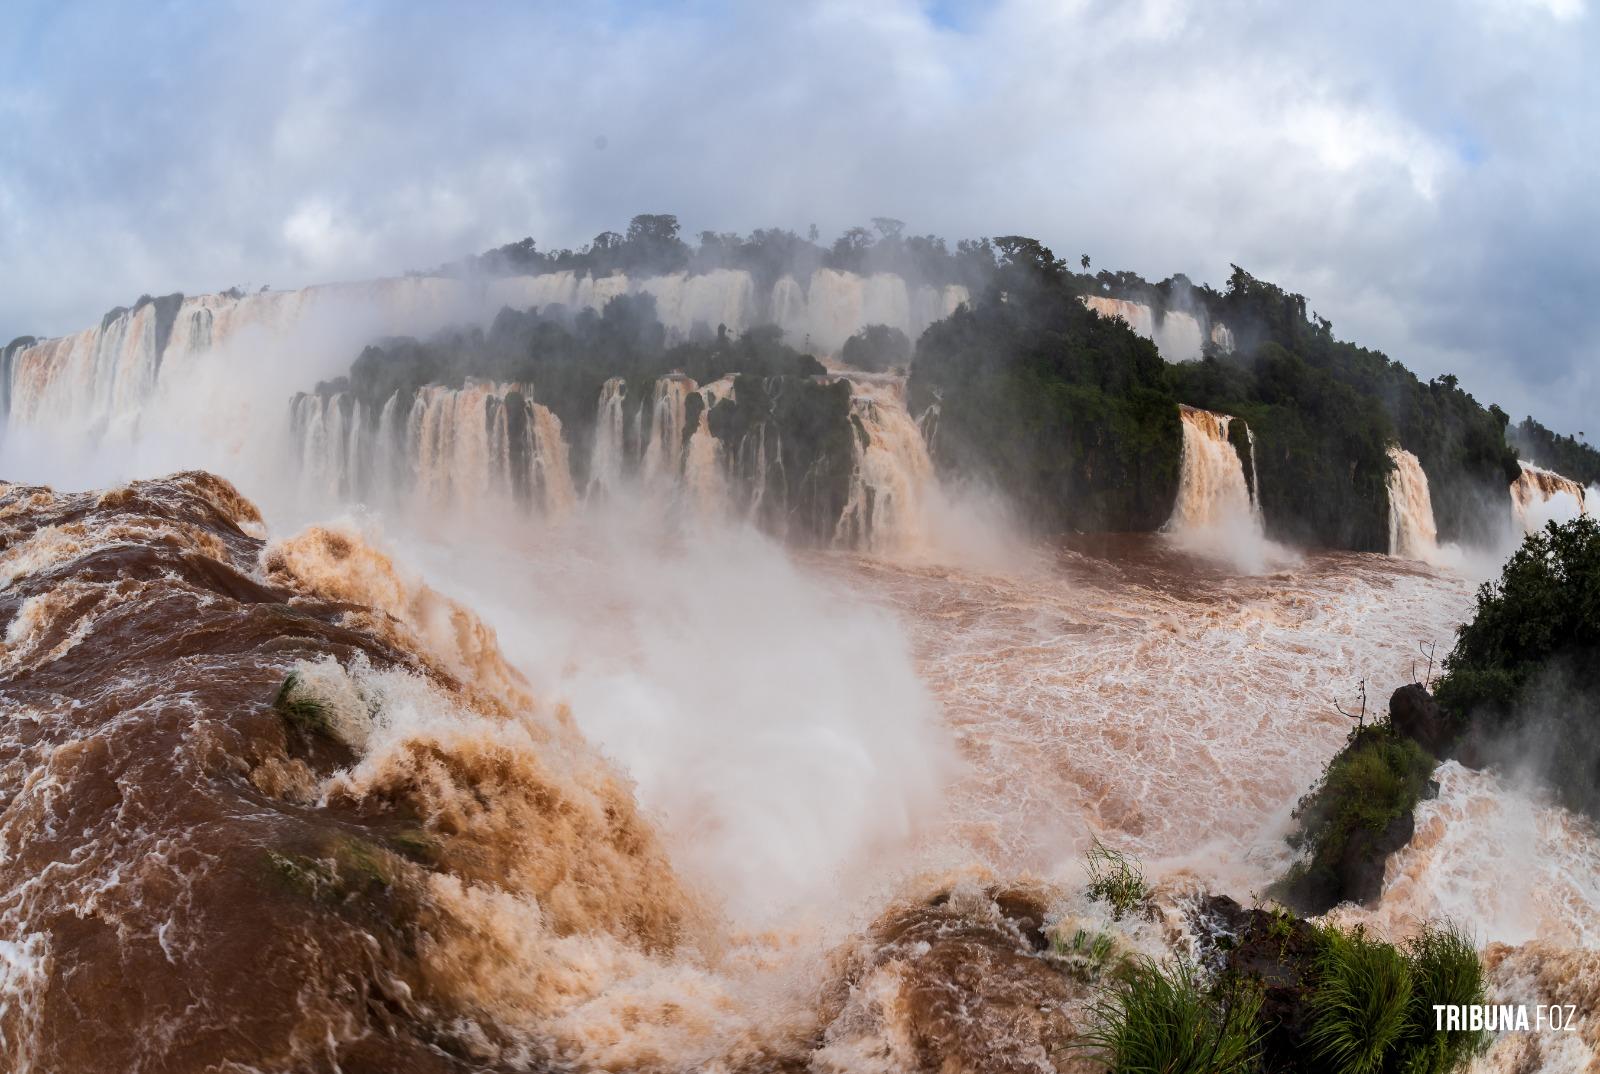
[1,0,1595,435]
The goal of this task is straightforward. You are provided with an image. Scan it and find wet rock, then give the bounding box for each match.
[1389,683,1457,758]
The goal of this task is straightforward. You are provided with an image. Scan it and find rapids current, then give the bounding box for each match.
[4,468,1600,1071]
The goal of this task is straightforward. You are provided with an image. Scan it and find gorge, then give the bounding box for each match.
[4,220,1600,1073]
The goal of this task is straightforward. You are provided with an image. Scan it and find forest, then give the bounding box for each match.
[376,215,1580,551]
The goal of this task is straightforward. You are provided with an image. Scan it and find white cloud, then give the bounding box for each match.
[0,0,1595,432]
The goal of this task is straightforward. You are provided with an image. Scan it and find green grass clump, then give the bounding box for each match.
[1303,921,1487,1074]
[272,671,333,736]
[1085,839,1150,921]
[1307,924,1413,1074]
[1397,923,1490,1074]
[264,838,398,903]
[1051,925,1129,983]
[1082,958,1263,1074]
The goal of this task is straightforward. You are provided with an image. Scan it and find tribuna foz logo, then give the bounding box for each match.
[1434,1005,1581,1032]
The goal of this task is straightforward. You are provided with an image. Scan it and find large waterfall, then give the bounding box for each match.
[1165,404,1274,570]
[290,380,576,516]
[834,380,936,556]
[1167,405,1259,532]
[1,268,970,456]
[1386,446,1441,562]
[1511,461,1588,533]
[1081,295,1232,362]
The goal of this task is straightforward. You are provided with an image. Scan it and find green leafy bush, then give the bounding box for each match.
[1436,515,1600,816]
[1281,725,1435,910]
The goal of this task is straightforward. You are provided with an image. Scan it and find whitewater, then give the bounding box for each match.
[3,272,1599,1072]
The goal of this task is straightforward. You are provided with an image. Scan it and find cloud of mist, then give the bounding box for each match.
[1,0,1596,434]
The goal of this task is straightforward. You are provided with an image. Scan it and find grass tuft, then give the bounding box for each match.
[272,671,333,736]
[1397,921,1490,1074]
[1081,957,1262,1074]
[1085,839,1150,921]
[1306,924,1413,1074]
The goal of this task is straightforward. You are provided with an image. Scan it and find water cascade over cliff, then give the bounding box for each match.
[1386,445,1442,562]
[1,269,971,463]
[835,380,936,556]
[1081,295,1232,362]
[290,380,576,516]
[1511,461,1588,533]
[1165,404,1275,570]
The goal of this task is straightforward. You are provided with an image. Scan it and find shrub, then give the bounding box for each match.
[1085,839,1150,921]
[1082,958,1263,1074]
[1281,724,1435,909]
[840,323,911,372]
[1435,516,1600,817]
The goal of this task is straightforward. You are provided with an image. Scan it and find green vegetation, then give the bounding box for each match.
[840,323,911,372]
[266,837,398,903]
[1306,925,1413,1073]
[441,214,997,292]
[1083,958,1264,1074]
[1400,924,1491,1073]
[1435,515,1600,816]
[1280,724,1436,912]
[372,214,1583,552]
[1052,925,1127,983]
[1302,921,1488,1074]
[1084,839,1151,921]
[272,671,333,737]
[911,239,1182,532]
[1086,914,1486,1073]
[307,294,861,541]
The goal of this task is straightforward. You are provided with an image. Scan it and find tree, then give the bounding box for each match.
[840,324,911,372]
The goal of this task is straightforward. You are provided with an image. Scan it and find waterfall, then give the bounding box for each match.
[589,377,628,496]
[1153,311,1204,363]
[291,379,574,516]
[3,267,978,462]
[1511,461,1589,534]
[642,376,695,487]
[1164,405,1275,572]
[1083,296,1156,341]
[1167,406,1258,533]
[683,378,735,515]
[835,381,935,556]
[1386,446,1441,561]
[1081,296,1231,362]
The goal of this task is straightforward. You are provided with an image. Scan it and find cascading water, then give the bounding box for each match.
[1167,405,1259,531]
[683,377,735,515]
[291,379,576,516]
[1511,461,1588,533]
[641,375,695,488]
[1081,295,1231,362]
[588,377,628,496]
[1,267,972,468]
[1165,404,1275,571]
[834,380,935,556]
[1387,445,1442,562]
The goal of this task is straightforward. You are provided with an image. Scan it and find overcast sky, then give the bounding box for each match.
[2,0,1594,434]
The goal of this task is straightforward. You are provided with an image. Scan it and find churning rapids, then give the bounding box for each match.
[2,275,1599,1073]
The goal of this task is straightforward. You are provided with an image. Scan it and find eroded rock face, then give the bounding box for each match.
[1389,683,1457,759]
[815,883,1098,1074]
[1191,895,1321,1069]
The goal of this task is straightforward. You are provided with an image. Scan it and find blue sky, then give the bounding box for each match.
[1,0,1595,434]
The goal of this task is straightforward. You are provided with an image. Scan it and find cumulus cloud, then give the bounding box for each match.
[0,0,1594,432]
